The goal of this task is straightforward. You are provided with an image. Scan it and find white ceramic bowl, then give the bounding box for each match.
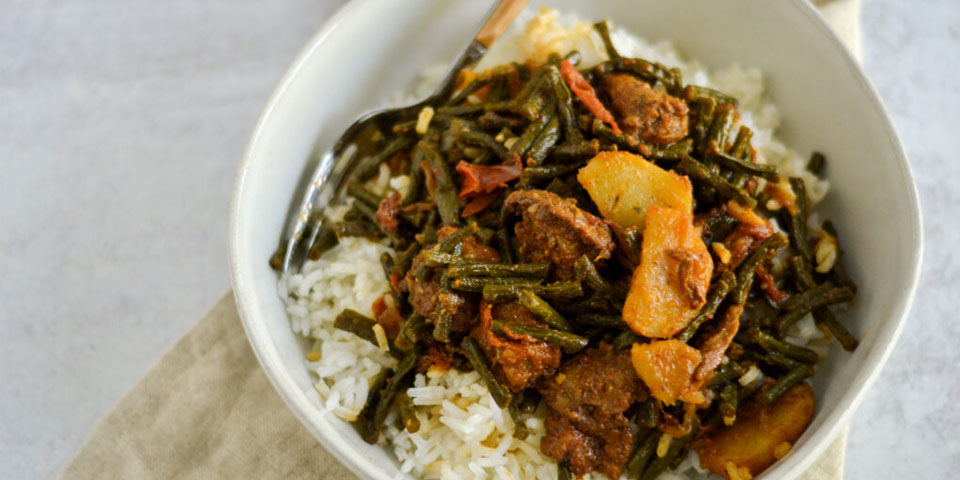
[229,1,922,478]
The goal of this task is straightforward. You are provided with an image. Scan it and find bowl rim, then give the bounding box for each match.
[228,0,923,479]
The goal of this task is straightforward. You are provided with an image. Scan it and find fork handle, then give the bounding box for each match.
[430,0,530,104]
[476,0,531,48]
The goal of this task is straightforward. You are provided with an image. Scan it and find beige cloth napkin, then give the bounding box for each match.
[59,2,861,478]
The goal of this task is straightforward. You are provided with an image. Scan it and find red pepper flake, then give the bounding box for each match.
[559,59,622,135]
[461,190,500,218]
[757,265,790,303]
[455,153,522,199]
[388,273,403,293]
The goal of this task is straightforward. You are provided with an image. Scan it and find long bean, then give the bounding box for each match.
[612,330,642,351]
[397,391,420,433]
[517,289,573,331]
[718,381,739,420]
[574,254,615,296]
[394,313,425,351]
[305,217,338,261]
[677,270,737,342]
[525,116,562,166]
[544,65,582,143]
[709,362,746,389]
[758,365,814,405]
[790,256,859,350]
[706,103,736,154]
[461,336,513,408]
[334,309,378,345]
[593,21,621,62]
[730,125,754,159]
[676,155,756,207]
[683,84,739,107]
[814,308,859,351]
[510,102,555,156]
[549,139,600,162]
[356,369,391,444]
[450,276,542,293]
[437,222,478,254]
[822,220,858,294]
[457,128,514,164]
[730,233,788,305]
[432,290,460,343]
[372,350,419,428]
[645,138,693,161]
[508,394,529,440]
[491,319,589,354]
[420,250,467,267]
[690,97,716,154]
[353,136,414,181]
[447,261,550,278]
[626,431,659,478]
[418,141,460,225]
[706,141,780,181]
[775,284,854,338]
[482,281,583,302]
[518,163,581,187]
[639,427,699,480]
[807,151,826,175]
[787,177,813,262]
[346,181,383,209]
[758,350,805,371]
[745,327,819,363]
[493,228,515,264]
[513,69,550,122]
[574,313,627,330]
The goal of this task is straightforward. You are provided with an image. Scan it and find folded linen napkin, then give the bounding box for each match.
[59,1,860,478]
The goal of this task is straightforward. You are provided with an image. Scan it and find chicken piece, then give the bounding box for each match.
[505,189,615,281]
[630,340,704,406]
[694,383,816,478]
[603,73,689,145]
[623,205,713,338]
[471,302,562,392]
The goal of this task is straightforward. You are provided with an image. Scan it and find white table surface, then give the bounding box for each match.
[1,1,957,478]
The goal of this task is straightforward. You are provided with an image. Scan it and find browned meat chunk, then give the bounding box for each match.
[541,413,599,478]
[604,73,689,145]
[403,227,500,333]
[540,343,646,433]
[504,190,615,281]
[541,411,635,479]
[539,344,646,479]
[416,343,454,374]
[471,301,562,392]
[375,191,402,236]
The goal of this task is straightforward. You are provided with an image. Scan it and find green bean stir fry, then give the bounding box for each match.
[272,21,859,480]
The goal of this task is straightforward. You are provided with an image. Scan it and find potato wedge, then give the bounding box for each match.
[577,151,693,229]
[694,383,816,478]
[623,205,713,338]
[630,340,704,406]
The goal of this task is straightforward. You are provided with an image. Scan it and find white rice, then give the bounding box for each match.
[280,8,831,480]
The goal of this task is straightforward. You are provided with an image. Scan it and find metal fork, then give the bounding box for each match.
[276,0,529,274]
